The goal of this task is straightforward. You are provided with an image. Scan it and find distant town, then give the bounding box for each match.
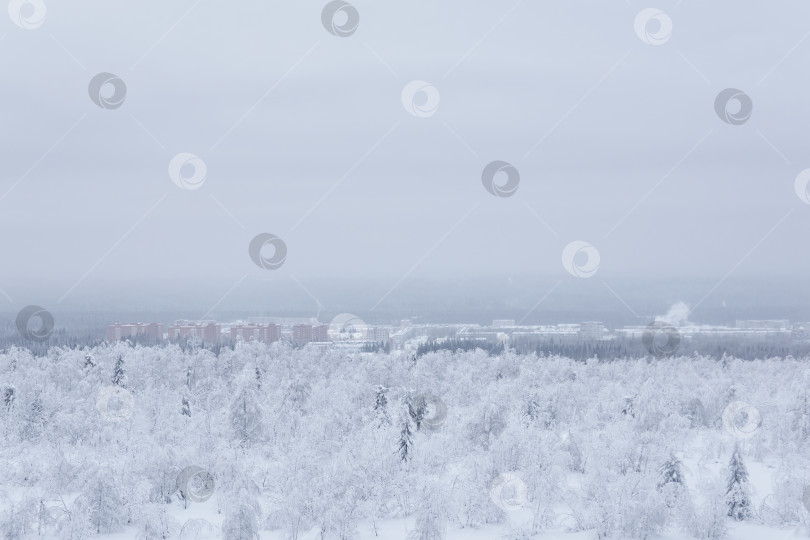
[106,317,809,354]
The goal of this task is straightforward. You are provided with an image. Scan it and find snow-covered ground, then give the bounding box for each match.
[2,342,810,539]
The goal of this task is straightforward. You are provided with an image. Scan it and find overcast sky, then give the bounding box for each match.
[1,0,808,314]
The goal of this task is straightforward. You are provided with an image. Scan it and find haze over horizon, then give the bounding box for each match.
[1,0,808,322]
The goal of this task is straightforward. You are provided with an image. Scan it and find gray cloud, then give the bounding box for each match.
[1,0,808,314]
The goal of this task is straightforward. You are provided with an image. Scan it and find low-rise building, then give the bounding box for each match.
[580,321,607,340]
[369,326,390,343]
[168,322,221,344]
[230,323,281,344]
[735,320,790,330]
[107,323,164,342]
[293,324,329,344]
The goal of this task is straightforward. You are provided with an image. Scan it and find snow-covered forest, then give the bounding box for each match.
[2,342,810,539]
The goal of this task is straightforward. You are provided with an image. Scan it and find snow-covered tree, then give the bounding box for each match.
[20,393,45,441]
[83,472,126,534]
[60,496,95,539]
[221,472,262,540]
[111,355,126,387]
[398,416,414,462]
[687,485,727,539]
[230,385,265,446]
[134,503,178,540]
[684,398,706,428]
[0,500,34,539]
[36,499,54,538]
[408,483,445,540]
[658,454,685,490]
[407,394,426,431]
[221,503,260,540]
[374,385,390,427]
[3,385,15,413]
[522,397,541,425]
[726,444,752,521]
[622,394,637,418]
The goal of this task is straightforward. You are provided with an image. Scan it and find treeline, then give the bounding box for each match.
[509,335,810,361]
[416,338,505,358]
[4,330,810,361]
